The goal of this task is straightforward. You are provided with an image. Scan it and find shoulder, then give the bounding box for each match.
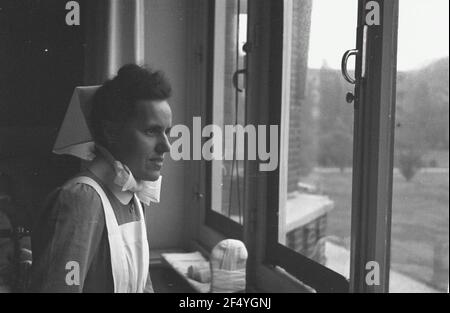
[52,174,105,222]
[60,180,100,204]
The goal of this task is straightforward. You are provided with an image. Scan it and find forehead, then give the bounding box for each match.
[132,99,172,127]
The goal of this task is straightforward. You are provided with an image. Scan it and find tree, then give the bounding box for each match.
[397,149,423,182]
[316,64,354,171]
[318,131,352,171]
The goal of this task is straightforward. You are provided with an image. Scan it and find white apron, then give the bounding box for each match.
[68,176,150,293]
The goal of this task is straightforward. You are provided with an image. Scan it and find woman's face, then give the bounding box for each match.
[113,99,172,181]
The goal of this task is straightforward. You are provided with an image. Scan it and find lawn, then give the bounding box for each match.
[301,168,449,292]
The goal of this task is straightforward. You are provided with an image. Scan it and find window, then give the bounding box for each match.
[263,0,399,292]
[390,0,449,293]
[277,0,358,279]
[205,0,248,238]
[265,0,357,292]
[201,0,447,293]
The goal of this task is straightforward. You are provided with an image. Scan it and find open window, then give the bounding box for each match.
[199,0,448,293]
[247,0,400,292]
[265,0,358,292]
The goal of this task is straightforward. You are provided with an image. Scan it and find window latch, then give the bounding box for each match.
[341,49,359,84]
[232,69,247,92]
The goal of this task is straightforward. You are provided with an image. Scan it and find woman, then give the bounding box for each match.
[31,64,173,293]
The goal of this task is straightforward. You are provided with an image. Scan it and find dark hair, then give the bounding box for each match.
[91,64,172,147]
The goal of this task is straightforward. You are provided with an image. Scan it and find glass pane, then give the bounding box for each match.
[278,0,357,278]
[210,0,247,224]
[390,0,449,293]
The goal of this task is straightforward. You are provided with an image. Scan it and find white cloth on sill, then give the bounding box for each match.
[210,239,248,293]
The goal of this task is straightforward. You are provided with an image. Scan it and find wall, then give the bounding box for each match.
[0,0,193,253]
[143,0,189,249]
[0,0,85,228]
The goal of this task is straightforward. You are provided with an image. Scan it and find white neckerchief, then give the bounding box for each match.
[95,145,162,205]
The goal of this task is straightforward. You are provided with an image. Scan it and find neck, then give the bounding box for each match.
[87,156,134,205]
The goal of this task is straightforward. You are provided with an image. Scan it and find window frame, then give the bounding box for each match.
[349,0,399,293]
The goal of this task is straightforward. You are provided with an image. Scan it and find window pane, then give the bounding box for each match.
[210,0,247,224]
[390,0,449,293]
[278,0,357,278]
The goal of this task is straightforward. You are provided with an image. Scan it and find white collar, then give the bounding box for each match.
[87,156,134,205]
[87,145,162,206]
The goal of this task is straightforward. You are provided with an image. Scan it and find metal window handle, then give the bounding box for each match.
[341,49,358,84]
[232,69,247,92]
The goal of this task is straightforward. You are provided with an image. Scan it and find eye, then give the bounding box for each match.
[144,128,158,136]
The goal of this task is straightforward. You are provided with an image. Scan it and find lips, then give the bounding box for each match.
[149,158,164,169]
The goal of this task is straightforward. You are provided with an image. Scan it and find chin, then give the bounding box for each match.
[142,171,160,182]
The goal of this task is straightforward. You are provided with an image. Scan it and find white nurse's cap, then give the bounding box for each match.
[52,86,100,161]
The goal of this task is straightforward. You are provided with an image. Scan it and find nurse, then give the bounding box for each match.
[30,64,172,293]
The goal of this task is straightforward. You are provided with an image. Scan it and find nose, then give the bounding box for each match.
[155,133,171,154]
